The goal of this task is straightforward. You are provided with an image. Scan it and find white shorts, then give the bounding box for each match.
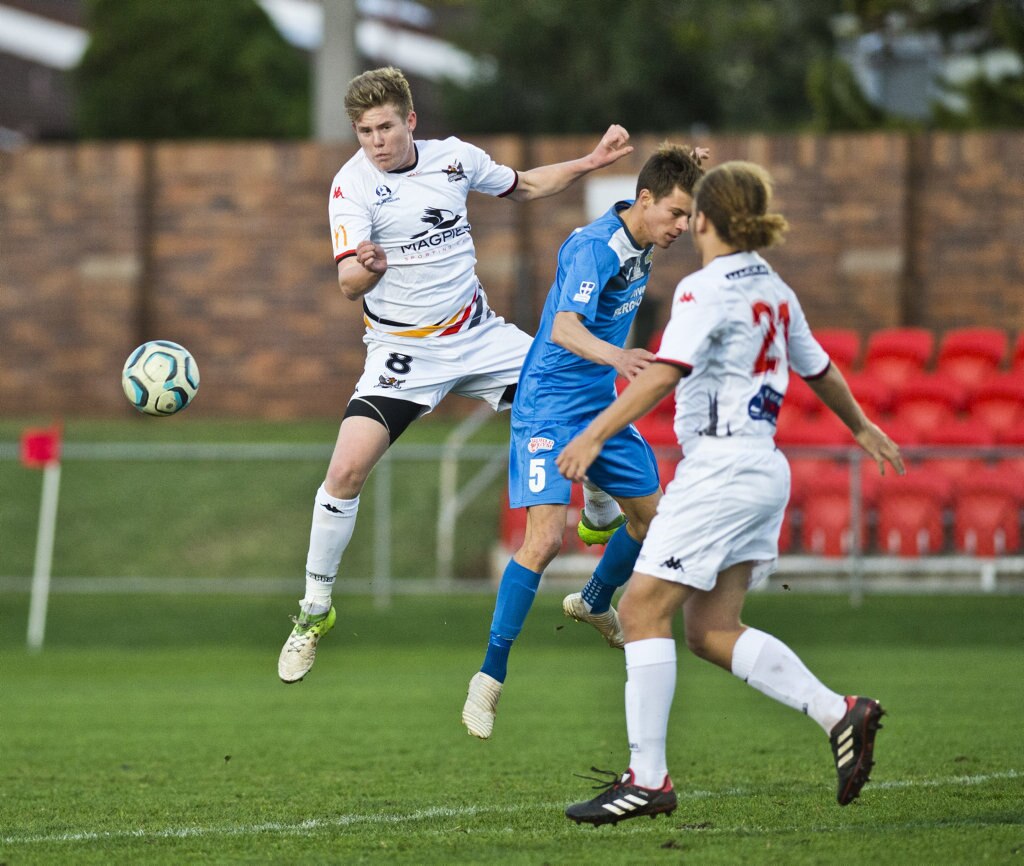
[636,437,790,591]
[351,311,532,414]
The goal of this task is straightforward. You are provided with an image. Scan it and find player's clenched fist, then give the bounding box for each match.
[355,239,388,274]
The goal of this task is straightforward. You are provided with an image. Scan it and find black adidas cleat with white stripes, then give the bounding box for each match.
[830,695,885,805]
[565,768,677,826]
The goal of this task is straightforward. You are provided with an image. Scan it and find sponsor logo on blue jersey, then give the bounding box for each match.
[572,281,596,303]
[613,285,647,318]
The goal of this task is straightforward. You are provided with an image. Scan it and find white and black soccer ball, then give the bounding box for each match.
[122,340,200,416]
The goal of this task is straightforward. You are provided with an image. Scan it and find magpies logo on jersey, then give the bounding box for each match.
[376,375,405,390]
[443,161,467,183]
[410,208,463,238]
[401,208,471,252]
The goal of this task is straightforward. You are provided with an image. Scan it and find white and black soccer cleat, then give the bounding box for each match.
[830,695,885,805]
[565,768,677,826]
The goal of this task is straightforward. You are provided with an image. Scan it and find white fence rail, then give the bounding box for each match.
[3,438,1023,605]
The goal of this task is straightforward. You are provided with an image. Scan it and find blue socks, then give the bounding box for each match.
[580,525,642,613]
[481,559,542,682]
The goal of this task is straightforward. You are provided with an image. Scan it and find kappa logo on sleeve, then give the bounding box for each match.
[527,437,555,453]
[333,186,344,199]
[679,292,696,303]
[572,281,596,303]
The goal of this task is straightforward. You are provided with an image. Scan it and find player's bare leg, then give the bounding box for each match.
[686,564,882,804]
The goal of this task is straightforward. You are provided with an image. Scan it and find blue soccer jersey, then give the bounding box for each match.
[508,202,660,509]
[514,202,654,421]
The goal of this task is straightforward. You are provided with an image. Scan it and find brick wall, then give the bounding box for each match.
[1,131,1022,419]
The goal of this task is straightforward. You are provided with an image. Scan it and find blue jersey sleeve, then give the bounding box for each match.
[554,240,620,325]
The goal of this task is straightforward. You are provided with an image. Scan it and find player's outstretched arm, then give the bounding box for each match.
[337,240,388,300]
[551,312,654,380]
[806,364,905,476]
[507,124,633,202]
[557,361,681,482]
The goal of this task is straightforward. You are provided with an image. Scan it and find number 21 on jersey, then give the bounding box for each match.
[752,301,790,374]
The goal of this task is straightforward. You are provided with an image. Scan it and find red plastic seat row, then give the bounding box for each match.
[782,463,1024,557]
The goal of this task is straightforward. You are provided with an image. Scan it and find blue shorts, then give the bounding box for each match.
[509,415,660,508]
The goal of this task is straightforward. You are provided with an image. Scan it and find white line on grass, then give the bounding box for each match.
[2,769,1018,846]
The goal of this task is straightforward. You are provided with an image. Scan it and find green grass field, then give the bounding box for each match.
[2,593,1022,864]
[0,417,511,582]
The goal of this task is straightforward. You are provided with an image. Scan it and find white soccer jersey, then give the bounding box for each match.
[655,251,829,451]
[328,137,518,338]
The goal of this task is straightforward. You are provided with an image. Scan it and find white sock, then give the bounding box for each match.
[731,628,847,733]
[624,638,676,788]
[301,484,359,614]
[582,479,622,527]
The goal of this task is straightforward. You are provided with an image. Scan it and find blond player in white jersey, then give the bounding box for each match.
[278,66,634,683]
[556,161,905,826]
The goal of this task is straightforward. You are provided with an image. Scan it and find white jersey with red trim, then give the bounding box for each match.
[655,250,829,452]
[328,137,517,338]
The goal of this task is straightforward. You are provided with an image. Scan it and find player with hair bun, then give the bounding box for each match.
[558,160,904,825]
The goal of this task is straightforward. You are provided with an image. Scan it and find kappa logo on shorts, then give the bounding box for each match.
[660,556,685,572]
[375,375,405,390]
[528,437,555,453]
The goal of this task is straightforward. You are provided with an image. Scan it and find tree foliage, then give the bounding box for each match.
[77,0,310,139]
[434,0,844,134]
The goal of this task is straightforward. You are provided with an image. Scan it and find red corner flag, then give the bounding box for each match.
[20,425,62,469]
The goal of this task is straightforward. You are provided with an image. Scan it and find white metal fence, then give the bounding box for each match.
[3,430,1023,608]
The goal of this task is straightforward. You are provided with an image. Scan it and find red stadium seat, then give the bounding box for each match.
[816,328,862,371]
[1013,332,1024,371]
[787,457,848,504]
[953,469,1023,556]
[967,373,1024,438]
[778,505,795,553]
[635,414,677,447]
[786,375,822,416]
[996,419,1024,446]
[936,327,1009,390]
[800,481,868,557]
[874,473,951,556]
[863,328,935,388]
[921,419,991,487]
[843,371,893,418]
[889,374,966,439]
[920,417,994,447]
[775,409,850,446]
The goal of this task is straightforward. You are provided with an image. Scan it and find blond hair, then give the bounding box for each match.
[344,67,414,123]
[693,161,789,250]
